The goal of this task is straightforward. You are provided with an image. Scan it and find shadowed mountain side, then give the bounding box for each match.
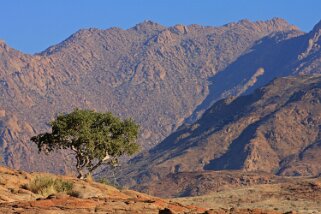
[186,30,306,122]
[117,75,321,191]
[187,19,321,123]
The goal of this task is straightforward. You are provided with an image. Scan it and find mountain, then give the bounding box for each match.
[119,75,321,191]
[0,18,299,173]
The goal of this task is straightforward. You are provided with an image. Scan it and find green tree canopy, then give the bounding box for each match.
[31,109,140,179]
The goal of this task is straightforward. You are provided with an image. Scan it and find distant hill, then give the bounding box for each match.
[0,18,299,173]
[119,75,321,190]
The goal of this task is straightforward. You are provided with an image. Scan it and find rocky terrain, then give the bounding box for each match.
[118,75,321,191]
[133,169,321,213]
[174,173,321,213]
[0,166,296,214]
[0,18,302,173]
[134,171,285,197]
[0,166,206,213]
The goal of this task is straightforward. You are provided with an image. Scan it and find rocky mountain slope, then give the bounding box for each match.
[188,18,321,120]
[119,74,321,189]
[0,18,300,173]
[0,166,306,214]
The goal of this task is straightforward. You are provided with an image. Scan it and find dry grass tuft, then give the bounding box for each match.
[22,176,74,197]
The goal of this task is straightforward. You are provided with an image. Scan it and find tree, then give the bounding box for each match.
[31,109,140,179]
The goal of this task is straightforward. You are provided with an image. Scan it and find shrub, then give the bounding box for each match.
[24,176,74,197]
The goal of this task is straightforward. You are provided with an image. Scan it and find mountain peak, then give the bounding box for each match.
[269,17,290,24]
[135,19,162,27]
[132,20,165,34]
[0,39,20,54]
[259,17,298,31]
[0,39,10,49]
[311,19,321,32]
[227,18,299,32]
[237,19,252,25]
[39,28,96,55]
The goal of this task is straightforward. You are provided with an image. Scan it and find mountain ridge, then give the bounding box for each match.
[38,17,297,56]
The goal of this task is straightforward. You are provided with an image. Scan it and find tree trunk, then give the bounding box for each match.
[88,160,103,175]
[77,168,85,179]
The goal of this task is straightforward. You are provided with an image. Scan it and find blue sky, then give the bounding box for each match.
[1,0,321,54]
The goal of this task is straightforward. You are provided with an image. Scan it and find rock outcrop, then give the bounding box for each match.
[0,166,294,214]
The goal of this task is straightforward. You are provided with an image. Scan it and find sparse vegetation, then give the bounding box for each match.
[30,109,140,179]
[97,178,109,185]
[23,176,74,197]
[96,177,121,189]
